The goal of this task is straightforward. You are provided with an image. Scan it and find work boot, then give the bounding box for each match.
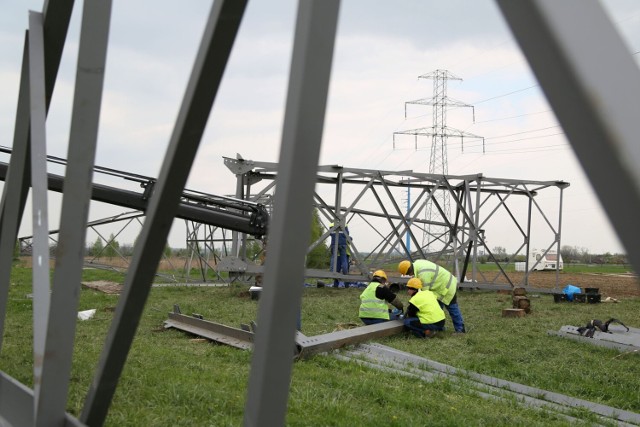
[423,330,437,338]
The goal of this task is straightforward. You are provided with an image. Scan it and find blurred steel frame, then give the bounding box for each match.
[1,0,639,426]
[496,0,640,279]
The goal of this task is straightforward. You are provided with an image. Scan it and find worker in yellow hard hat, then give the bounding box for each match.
[359,270,404,325]
[403,278,446,338]
[398,259,465,333]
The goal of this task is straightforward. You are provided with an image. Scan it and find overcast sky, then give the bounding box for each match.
[2,0,639,254]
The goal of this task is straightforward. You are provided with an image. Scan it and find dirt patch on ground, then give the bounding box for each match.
[81,281,123,294]
[497,272,640,299]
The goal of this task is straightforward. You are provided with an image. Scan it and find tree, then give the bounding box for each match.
[91,237,104,257]
[103,233,120,258]
[306,209,330,268]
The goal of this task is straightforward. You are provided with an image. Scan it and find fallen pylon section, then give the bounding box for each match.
[548,324,640,352]
[164,305,404,359]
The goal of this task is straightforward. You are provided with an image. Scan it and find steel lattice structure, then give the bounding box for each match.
[1,1,639,426]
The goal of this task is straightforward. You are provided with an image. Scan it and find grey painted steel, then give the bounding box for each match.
[339,348,633,427]
[335,356,591,425]
[28,10,53,410]
[0,1,76,342]
[0,373,85,427]
[0,35,31,353]
[165,313,255,350]
[221,157,567,289]
[81,1,248,425]
[0,161,267,237]
[41,0,76,106]
[244,1,340,425]
[295,320,404,359]
[496,0,640,279]
[37,1,113,425]
[358,343,640,424]
[163,308,405,362]
[550,325,640,351]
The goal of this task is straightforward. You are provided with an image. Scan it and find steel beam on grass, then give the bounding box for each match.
[549,325,640,352]
[163,311,405,360]
[80,2,248,425]
[165,312,255,351]
[36,1,113,424]
[497,0,640,280]
[360,343,640,425]
[295,320,405,360]
[244,1,340,425]
[340,346,631,426]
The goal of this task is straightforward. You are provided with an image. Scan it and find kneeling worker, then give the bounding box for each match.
[404,278,446,338]
[359,270,404,325]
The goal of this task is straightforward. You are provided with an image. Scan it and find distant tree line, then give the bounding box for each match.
[476,245,628,265]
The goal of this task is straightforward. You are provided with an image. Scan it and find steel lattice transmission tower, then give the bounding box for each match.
[393,69,484,253]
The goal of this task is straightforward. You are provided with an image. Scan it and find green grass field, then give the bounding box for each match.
[1,266,639,426]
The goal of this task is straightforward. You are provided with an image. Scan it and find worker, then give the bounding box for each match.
[359,270,404,325]
[398,259,466,333]
[403,278,446,338]
[329,222,349,287]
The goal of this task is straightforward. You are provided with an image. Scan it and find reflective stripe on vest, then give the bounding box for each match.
[416,264,439,289]
[417,264,454,291]
[359,282,389,319]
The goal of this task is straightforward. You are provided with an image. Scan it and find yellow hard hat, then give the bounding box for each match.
[398,260,412,275]
[407,277,422,290]
[372,270,387,281]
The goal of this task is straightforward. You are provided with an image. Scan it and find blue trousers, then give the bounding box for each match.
[403,317,445,337]
[361,311,401,325]
[330,245,348,286]
[440,299,465,333]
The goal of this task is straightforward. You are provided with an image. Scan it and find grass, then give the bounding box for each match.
[474,262,636,274]
[1,266,639,426]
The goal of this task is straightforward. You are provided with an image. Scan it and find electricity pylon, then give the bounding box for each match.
[393,69,483,254]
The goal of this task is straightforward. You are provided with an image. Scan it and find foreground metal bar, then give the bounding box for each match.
[0,35,31,353]
[496,0,640,279]
[37,1,113,424]
[244,1,340,425]
[81,2,248,425]
[0,0,76,354]
[0,373,84,427]
[28,10,53,412]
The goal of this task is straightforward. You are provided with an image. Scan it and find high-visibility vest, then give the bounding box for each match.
[359,282,389,319]
[409,289,445,325]
[413,259,457,305]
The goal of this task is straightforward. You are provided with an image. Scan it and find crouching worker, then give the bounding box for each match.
[403,278,445,338]
[359,270,404,325]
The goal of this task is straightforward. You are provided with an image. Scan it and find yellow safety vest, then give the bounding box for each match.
[359,282,389,320]
[409,289,445,325]
[413,259,457,305]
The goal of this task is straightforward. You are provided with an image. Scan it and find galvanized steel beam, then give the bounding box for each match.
[497,0,640,280]
[243,3,340,425]
[37,1,113,424]
[81,1,248,425]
